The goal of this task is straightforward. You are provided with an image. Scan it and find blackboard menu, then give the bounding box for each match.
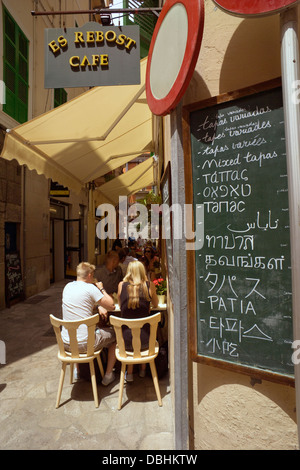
[5,252,24,305]
[188,86,293,379]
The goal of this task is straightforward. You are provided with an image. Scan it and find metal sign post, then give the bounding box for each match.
[280,6,300,448]
[170,102,190,450]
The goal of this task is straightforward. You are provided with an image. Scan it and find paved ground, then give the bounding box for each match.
[0,280,174,450]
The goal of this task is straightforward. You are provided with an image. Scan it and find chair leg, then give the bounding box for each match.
[118,363,126,410]
[149,360,163,407]
[70,363,74,384]
[89,359,99,408]
[56,362,67,408]
[96,353,104,378]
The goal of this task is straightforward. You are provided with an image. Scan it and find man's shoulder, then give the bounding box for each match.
[63,280,76,291]
[63,281,82,299]
[95,264,106,273]
[94,265,107,277]
[64,280,96,293]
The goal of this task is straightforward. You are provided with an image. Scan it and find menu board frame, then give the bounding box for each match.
[183,78,295,386]
[160,162,173,292]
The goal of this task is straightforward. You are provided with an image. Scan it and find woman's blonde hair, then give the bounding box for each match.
[123,260,150,309]
[76,262,95,280]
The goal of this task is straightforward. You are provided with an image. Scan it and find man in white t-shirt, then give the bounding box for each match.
[62,262,116,386]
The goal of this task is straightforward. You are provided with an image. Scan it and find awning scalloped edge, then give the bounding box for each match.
[1,131,86,194]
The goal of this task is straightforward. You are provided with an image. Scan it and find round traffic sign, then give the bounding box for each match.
[213,0,300,16]
[146,0,204,116]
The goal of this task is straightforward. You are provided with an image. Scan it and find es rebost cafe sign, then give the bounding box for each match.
[45,22,140,88]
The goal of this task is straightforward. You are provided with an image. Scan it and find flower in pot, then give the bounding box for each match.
[153,278,167,304]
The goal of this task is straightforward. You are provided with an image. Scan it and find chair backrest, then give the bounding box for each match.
[110,312,161,359]
[50,314,99,358]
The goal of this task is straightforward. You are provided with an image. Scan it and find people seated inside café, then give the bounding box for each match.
[61,249,165,386]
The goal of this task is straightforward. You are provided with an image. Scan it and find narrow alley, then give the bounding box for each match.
[0,280,174,450]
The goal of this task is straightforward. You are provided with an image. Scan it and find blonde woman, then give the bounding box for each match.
[117,260,158,381]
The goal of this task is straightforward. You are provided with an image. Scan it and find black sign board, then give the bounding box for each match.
[183,79,294,384]
[50,181,70,197]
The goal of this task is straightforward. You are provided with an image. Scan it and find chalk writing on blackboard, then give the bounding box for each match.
[5,252,24,302]
[189,87,293,378]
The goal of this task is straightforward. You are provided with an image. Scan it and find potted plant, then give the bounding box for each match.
[153,277,167,305]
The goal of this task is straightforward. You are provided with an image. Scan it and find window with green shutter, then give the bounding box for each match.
[3,7,29,123]
[123,1,159,59]
[54,88,68,108]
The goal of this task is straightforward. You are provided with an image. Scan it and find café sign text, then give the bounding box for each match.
[45,22,140,88]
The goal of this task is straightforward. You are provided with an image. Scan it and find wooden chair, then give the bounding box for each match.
[110,312,162,410]
[50,314,104,408]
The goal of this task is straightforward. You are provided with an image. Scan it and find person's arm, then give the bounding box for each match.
[149,281,158,308]
[95,281,115,311]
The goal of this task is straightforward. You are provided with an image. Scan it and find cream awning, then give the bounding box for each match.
[0,58,153,193]
[95,156,155,206]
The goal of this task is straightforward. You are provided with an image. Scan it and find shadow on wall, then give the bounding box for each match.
[183,70,212,107]
[219,14,282,94]
[183,13,282,108]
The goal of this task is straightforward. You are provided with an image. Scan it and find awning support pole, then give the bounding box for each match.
[31,8,162,17]
[280,5,300,448]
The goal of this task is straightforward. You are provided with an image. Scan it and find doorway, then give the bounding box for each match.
[50,218,64,282]
[50,201,66,283]
[50,201,84,282]
[65,218,82,278]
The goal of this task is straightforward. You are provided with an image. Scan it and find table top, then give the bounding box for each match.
[109,304,167,314]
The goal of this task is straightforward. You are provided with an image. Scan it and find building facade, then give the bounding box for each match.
[1,0,298,452]
[0,0,157,309]
[0,0,93,309]
[162,0,299,450]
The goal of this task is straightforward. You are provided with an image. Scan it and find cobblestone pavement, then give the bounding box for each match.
[0,280,174,450]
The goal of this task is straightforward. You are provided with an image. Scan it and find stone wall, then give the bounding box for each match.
[0,132,22,309]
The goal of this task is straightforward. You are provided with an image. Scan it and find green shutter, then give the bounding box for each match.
[3,7,29,123]
[123,0,159,59]
[54,88,68,108]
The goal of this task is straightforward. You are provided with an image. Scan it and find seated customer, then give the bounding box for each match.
[141,246,161,281]
[112,234,123,252]
[94,250,124,295]
[61,262,116,386]
[117,260,158,381]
